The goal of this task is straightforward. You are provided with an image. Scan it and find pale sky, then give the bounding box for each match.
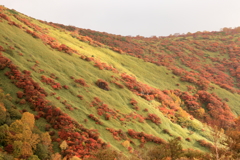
[1,0,240,37]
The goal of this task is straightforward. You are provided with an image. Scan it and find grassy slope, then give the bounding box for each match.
[132,35,240,115]
[0,8,239,156]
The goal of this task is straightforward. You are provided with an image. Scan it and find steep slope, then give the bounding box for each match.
[0,5,240,159]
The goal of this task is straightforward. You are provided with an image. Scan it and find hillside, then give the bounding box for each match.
[0,5,240,160]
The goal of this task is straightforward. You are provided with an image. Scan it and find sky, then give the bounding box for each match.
[1,0,240,37]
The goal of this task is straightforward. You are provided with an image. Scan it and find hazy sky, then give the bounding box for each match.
[1,0,240,37]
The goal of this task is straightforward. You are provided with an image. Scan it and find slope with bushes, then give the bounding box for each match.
[0,5,240,159]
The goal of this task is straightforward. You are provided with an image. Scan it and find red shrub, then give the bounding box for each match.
[17,91,24,98]
[0,46,4,51]
[63,85,69,89]
[4,144,13,153]
[74,78,87,86]
[0,56,11,70]
[77,95,83,100]
[19,99,26,104]
[146,114,161,125]
[130,98,138,106]
[185,137,191,142]
[96,79,110,91]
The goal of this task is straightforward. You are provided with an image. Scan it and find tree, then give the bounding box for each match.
[21,112,35,130]
[210,126,225,160]
[224,130,240,159]
[0,103,7,125]
[0,124,9,144]
[6,112,40,158]
[51,153,62,160]
[60,140,68,150]
[35,143,50,160]
[40,132,52,150]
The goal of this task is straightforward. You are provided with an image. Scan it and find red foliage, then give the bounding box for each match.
[197,139,215,150]
[88,114,103,125]
[106,128,126,141]
[77,95,83,100]
[105,113,111,120]
[146,114,161,125]
[58,44,74,55]
[1,53,105,158]
[41,75,62,90]
[63,85,69,89]
[143,108,148,112]
[119,118,125,121]
[197,90,235,129]
[130,98,138,106]
[114,82,124,88]
[17,91,24,98]
[4,144,14,153]
[128,129,167,144]
[96,79,110,91]
[19,99,26,104]
[0,13,11,21]
[0,46,4,51]
[74,78,87,87]
[89,97,118,122]
[0,54,11,70]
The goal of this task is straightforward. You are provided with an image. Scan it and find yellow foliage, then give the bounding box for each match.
[196,108,205,118]
[40,132,52,147]
[22,125,32,142]
[0,103,6,112]
[6,112,41,155]
[51,153,62,160]
[21,112,35,130]
[29,133,40,151]
[121,140,130,148]
[13,140,23,158]
[168,91,182,106]
[70,156,82,160]
[0,103,6,126]
[21,141,33,157]
[9,120,24,134]
[13,140,33,158]
[60,140,68,150]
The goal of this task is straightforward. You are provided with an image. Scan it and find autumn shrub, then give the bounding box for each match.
[185,138,191,142]
[0,151,14,160]
[146,138,183,160]
[96,79,110,91]
[182,149,211,160]
[113,81,124,88]
[0,56,11,70]
[130,98,138,106]
[146,113,161,125]
[85,148,126,160]
[0,45,4,51]
[35,143,50,160]
[74,78,87,86]
[8,107,22,120]
[27,155,40,160]
[77,95,83,100]
[163,129,170,134]
[63,85,69,89]
[0,104,7,125]
[88,114,103,125]
[0,124,9,144]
